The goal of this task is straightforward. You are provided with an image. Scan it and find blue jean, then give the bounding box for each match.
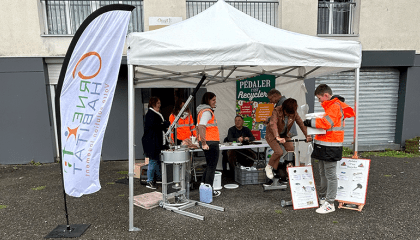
[147,158,162,183]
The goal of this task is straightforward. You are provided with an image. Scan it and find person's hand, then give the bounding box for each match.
[238,136,244,143]
[244,137,249,141]
[202,143,209,150]
[306,136,312,142]
[303,119,312,127]
[276,136,285,144]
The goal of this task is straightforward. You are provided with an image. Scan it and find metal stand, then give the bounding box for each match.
[338,201,365,212]
[45,224,90,238]
[263,144,293,191]
[263,178,288,191]
[263,139,309,208]
[160,151,224,220]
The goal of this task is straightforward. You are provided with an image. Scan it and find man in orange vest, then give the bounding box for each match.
[304,84,355,214]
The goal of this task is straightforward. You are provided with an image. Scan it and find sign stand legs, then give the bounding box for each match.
[338,201,364,212]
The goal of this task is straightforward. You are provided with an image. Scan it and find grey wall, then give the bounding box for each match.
[400,55,420,146]
[0,58,55,164]
[101,68,145,160]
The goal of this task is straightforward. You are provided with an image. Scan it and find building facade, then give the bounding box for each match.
[0,0,419,164]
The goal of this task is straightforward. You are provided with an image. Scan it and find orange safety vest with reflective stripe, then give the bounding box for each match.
[197,109,220,142]
[312,98,355,147]
[169,113,197,141]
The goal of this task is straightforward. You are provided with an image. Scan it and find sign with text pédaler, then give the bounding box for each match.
[335,158,371,205]
[236,74,275,140]
[287,166,319,210]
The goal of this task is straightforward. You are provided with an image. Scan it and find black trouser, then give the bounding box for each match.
[201,141,220,186]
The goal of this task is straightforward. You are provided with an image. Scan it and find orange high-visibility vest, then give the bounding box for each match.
[169,113,197,141]
[197,109,220,142]
[312,98,355,147]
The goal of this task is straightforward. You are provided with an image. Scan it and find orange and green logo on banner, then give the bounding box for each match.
[236,74,275,140]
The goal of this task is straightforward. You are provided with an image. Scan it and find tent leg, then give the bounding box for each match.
[352,68,360,159]
[128,64,140,231]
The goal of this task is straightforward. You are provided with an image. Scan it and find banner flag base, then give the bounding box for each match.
[45,224,90,238]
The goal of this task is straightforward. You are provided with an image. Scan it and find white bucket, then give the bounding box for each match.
[213,171,222,190]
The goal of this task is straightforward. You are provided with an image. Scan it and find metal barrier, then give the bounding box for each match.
[317,0,356,35]
[41,0,144,35]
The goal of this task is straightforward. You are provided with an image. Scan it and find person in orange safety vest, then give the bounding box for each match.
[169,99,196,145]
[196,92,221,197]
[304,84,355,214]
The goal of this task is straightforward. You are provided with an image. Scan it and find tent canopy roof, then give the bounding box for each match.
[126,0,361,88]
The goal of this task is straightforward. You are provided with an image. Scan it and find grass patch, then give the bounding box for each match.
[384,175,392,177]
[30,160,42,166]
[118,177,126,180]
[31,186,46,191]
[275,209,282,214]
[106,182,115,185]
[342,147,353,158]
[13,166,18,170]
[117,171,128,175]
[0,205,7,209]
[332,221,338,224]
[360,149,420,158]
[118,194,125,197]
[341,147,420,159]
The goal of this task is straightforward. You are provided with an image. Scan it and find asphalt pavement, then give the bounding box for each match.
[1,156,419,239]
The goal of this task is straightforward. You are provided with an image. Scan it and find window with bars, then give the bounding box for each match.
[41,0,144,35]
[317,0,357,35]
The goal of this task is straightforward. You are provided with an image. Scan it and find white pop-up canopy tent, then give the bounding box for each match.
[125,0,361,230]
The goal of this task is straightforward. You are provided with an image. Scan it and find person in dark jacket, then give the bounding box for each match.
[142,96,170,189]
[226,115,256,169]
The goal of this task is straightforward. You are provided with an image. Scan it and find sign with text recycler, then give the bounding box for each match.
[236,74,275,140]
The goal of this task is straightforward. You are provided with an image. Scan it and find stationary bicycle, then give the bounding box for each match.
[263,139,307,191]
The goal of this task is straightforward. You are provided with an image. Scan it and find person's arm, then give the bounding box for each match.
[189,115,197,137]
[197,111,212,150]
[268,108,280,137]
[314,104,341,130]
[227,127,236,142]
[295,113,311,141]
[244,127,255,142]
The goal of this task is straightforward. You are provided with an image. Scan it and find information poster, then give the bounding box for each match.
[335,158,371,205]
[236,74,275,140]
[287,166,319,210]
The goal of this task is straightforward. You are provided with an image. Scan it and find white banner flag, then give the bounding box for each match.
[59,7,132,197]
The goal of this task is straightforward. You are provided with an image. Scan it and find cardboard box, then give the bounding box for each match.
[134,162,147,179]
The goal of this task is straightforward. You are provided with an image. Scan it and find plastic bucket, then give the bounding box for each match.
[213,171,222,190]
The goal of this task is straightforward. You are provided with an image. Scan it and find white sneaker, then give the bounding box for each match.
[265,165,274,179]
[319,197,326,205]
[316,202,335,214]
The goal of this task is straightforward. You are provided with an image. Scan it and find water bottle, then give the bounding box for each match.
[199,183,213,203]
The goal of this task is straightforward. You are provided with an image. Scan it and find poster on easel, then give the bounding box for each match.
[236,74,275,140]
[335,158,371,205]
[287,166,319,210]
